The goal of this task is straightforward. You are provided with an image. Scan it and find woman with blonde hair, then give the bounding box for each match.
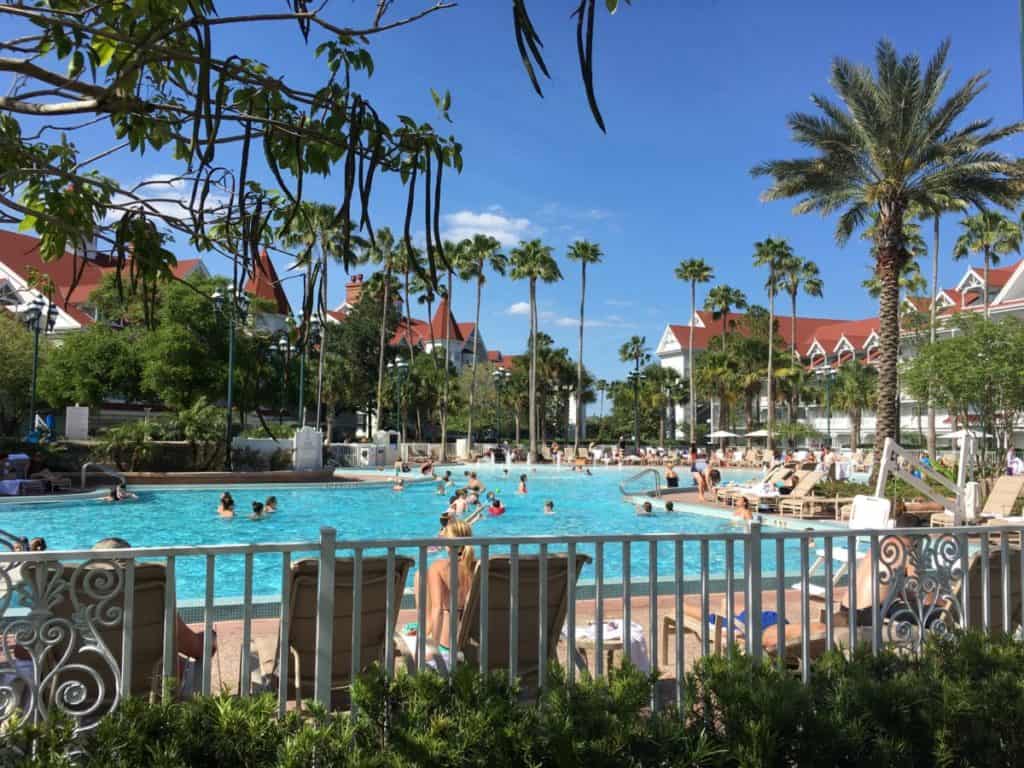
[415,519,476,652]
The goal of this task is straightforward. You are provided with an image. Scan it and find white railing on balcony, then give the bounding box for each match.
[1,521,1021,741]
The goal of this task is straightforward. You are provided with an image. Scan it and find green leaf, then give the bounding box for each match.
[18,214,37,232]
[68,50,85,78]
[606,0,618,12]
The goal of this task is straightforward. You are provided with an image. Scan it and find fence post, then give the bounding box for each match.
[747,520,762,659]
[315,526,337,708]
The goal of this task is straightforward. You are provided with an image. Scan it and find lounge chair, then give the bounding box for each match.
[775,472,855,518]
[931,475,1024,526]
[17,560,169,712]
[29,469,72,491]
[252,555,414,709]
[715,466,794,505]
[456,552,591,690]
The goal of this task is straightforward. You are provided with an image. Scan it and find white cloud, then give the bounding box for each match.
[605,298,633,308]
[106,173,229,225]
[442,209,537,247]
[506,300,635,328]
[506,301,531,315]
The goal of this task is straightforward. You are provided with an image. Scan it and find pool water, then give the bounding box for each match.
[2,466,822,601]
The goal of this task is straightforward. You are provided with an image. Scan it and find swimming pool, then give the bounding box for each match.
[1,465,823,601]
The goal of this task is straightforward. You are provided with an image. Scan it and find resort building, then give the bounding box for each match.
[656,257,1024,448]
[0,229,206,334]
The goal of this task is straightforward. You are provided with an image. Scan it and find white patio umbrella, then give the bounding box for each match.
[743,429,770,438]
[707,430,740,439]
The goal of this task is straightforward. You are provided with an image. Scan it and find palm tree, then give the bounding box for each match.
[595,378,609,419]
[457,234,506,457]
[953,210,1022,319]
[360,227,399,435]
[753,237,794,454]
[779,257,823,360]
[566,239,603,457]
[276,202,353,433]
[703,285,748,351]
[438,239,469,463]
[918,197,965,460]
[832,361,878,450]
[618,335,650,454]
[673,258,714,444]
[394,242,422,364]
[753,40,1023,478]
[509,239,562,462]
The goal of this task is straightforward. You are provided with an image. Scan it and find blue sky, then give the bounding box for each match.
[6,1,1023,379]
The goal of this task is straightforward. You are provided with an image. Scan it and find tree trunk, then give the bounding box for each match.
[983,248,991,319]
[315,249,327,435]
[514,410,521,443]
[872,230,904,482]
[439,271,452,461]
[416,409,422,440]
[927,213,939,461]
[528,278,538,463]
[790,291,799,422]
[766,289,775,453]
[688,281,696,445]
[574,262,587,456]
[374,265,391,437]
[466,273,483,458]
[853,409,861,451]
[403,269,415,364]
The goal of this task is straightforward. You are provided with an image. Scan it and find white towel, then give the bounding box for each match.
[572,620,650,673]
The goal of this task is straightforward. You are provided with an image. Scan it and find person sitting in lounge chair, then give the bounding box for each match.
[92,537,216,666]
[414,520,475,651]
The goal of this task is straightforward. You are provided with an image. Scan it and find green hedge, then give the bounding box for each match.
[6,632,1024,767]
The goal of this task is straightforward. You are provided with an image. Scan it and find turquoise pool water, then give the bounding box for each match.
[2,466,820,601]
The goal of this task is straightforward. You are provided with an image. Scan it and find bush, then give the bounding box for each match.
[9,632,1024,767]
[91,421,157,471]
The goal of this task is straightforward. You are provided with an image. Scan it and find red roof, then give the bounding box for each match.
[430,297,463,342]
[457,322,476,339]
[487,350,519,370]
[987,260,1020,291]
[0,229,205,326]
[806,317,879,355]
[667,310,845,355]
[391,317,432,348]
[244,249,291,316]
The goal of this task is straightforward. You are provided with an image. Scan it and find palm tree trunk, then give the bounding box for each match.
[315,250,327,436]
[983,248,991,319]
[440,270,452,462]
[466,273,483,458]
[515,410,521,443]
[790,291,799,423]
[374,266,391,437]
[872,241,903,482]
[688,281,696,445]
[853,409,861,451]
[766,289,775,453]
[574,262,587,456]
[927,214,939,461]
[403,269,415,364]
[528,278,538,463]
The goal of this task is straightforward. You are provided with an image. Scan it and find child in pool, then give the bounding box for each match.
[543,500,555,515]
[264,496,278,514]
[517,474,528,494]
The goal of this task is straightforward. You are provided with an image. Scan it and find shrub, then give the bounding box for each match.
[9,632,1024,767]
[269,448,293,471]
[91,420,157,471]
[232,446,269,472]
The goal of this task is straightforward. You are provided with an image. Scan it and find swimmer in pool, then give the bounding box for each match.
[517,474,528,494]
[543,500,555,515]
[436,481,446,495]
[392,478,405,492]
[264,496,278,514]
[665,501,675,512]
[250,501,268,520]
[636,501,654,516]
[217,492,235,518]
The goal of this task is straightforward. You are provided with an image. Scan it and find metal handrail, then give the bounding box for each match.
[80,462,126,489]
[619,467,662,497]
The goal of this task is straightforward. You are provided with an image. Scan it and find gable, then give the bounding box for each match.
[657,325,682,355]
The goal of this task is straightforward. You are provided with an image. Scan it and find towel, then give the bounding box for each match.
[572,620,650,672]
[708,610,786,633]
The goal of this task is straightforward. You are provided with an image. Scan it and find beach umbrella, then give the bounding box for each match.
[938,429,991,440]
[743,429,770,438]
[707,430,740,439]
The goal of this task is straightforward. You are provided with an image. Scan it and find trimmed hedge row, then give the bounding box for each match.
[6,631,1023,767]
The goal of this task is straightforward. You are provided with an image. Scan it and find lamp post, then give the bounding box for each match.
[212,287,250,471]
[814,365,836,447]
[273,335,290,425]
[386,357,409,436]
[492,368,510,442]
[22,297,58,434]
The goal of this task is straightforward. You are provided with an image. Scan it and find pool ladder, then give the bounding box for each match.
[80,463,126,490]
[619,468,663,498]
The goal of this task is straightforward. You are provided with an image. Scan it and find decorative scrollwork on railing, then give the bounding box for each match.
[876,533,963,654]
[0,557,129,745]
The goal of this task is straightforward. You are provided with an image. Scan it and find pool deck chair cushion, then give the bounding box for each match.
[254,555,413,708]
[457,552,591,690]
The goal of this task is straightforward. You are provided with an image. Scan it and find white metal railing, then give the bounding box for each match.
[619,467,663,497]
[1,521,1022,739]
